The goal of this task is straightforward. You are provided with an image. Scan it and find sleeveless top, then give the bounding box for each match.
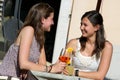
[0,37,40,78]
[72,40,100,72]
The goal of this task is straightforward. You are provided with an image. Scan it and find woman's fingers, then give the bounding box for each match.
[51,61,67,73]
[63,69,69,75]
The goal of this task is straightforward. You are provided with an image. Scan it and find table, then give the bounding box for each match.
[31,70,81,80]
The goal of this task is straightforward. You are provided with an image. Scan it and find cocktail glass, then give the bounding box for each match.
[59,48,74,76]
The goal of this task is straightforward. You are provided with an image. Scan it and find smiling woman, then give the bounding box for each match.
[0,2,66,80]
[20,0,62,62]
[2,0,61,63]
[63,10,113,80]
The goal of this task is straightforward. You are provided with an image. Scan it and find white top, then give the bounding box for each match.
[72,40,100,72]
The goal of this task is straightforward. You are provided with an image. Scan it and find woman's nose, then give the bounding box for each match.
[80,25,84,30]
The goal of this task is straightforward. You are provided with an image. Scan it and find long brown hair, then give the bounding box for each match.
[20,3,54,50]
[80,10,105,59]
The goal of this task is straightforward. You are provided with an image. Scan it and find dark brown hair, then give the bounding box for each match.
[80,10,105,59]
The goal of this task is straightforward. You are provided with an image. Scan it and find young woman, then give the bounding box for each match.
[0,3,66,80]
[64,10,113,80]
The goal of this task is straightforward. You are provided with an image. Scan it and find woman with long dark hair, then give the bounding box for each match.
[64,10,113,80]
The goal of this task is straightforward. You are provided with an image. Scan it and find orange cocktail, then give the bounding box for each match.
[59,48,74,75]
[59,56,70,64]
[59,48,73,64]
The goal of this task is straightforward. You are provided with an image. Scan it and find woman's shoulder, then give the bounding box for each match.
[101,41,113,54]
[68,38,79,44]
[15,26,34,45]
[22,26,34,32]
[19,26,34,40]
[66,38,79,50]
[20,26,34,35]
[105,41,113,49]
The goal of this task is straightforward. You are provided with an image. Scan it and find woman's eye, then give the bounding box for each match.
[84,23,87,26]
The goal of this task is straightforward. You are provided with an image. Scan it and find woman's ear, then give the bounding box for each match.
[41,17,45,24]
[95,24,100,31]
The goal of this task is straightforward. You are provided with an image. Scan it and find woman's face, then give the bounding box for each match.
[42,12,54,32]
[80,17,98,38]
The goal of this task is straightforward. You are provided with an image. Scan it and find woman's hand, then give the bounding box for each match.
[51,60,66,73]
[63,68,69,75]
[20,70,28,80]
[63,67,75,76]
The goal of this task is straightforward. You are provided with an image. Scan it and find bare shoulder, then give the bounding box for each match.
[16,26,34,45]
[104,41,113,49]
[22,26,34,33]
[68,38,78,44]
[102,41,113,55]
[20,26,34,36]
[66,38,78,50]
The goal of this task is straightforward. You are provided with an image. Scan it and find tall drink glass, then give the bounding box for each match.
[59,48,74,76]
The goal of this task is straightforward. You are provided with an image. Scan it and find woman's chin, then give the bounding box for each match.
[82,34,87,37]
[44,28,51,32]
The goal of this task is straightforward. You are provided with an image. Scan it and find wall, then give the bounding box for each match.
[68,0,97,41]
[68,0,120,45]
[100,0,120,45]
[52,0,73,63]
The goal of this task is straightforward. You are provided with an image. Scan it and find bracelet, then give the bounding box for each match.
[48,65,53,72]
[75,70,79,76]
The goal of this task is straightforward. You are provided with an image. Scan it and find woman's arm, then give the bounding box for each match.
[38,46,46,65]
[77,41,113,80]
[18,26,47,72]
